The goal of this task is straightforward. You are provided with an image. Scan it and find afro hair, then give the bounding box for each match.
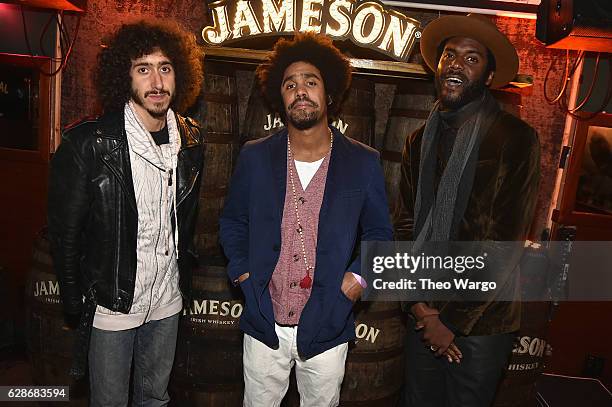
[256,32,352,121]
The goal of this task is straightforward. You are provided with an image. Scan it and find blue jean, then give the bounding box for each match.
[88,313,179,407]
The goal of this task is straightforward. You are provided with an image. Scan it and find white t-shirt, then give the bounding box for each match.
[295,157,324,189]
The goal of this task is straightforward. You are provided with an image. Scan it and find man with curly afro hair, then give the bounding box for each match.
[48,20,205,406]
[220,32,392,406]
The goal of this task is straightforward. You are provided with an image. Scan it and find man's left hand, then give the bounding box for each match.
[341,272,363,302]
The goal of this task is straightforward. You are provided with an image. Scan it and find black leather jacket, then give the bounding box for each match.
[48,111,204,317]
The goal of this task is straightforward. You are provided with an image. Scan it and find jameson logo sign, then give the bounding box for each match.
[202,0,421,61]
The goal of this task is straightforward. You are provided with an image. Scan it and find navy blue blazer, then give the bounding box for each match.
[219,126,392,358]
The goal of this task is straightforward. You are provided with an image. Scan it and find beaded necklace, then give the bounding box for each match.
[286,129,333,289]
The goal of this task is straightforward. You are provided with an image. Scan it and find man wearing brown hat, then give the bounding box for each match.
[394,14,540,407]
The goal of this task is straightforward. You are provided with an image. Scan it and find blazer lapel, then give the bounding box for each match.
[269,130,288,220]
[318,127,349,239]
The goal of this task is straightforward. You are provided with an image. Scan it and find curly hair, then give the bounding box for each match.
[256,32,352,121]
[95,20,203,114]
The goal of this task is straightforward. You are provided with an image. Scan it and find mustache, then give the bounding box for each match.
[144,90,170,97]
[289,97,317,110]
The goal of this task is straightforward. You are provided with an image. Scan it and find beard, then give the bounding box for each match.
[435,71,488,110]
[285,97,321,130]
[131,88,173,118]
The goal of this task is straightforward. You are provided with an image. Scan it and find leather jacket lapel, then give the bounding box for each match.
[96,112,137,213]
[175,114,202,207]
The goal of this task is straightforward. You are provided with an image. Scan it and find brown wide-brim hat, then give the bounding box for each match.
[420,13,519,88]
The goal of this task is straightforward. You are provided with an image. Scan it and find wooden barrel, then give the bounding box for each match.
[170,258,245,406]
[192,61,241,258]
[340,302,406,405]
[493,245,551,407]
[381,80,435,213]
[25,230,88,406]
[493,302,551,407]
[335,77,376,147]
[241,76,376,146]
[242,83,285,142]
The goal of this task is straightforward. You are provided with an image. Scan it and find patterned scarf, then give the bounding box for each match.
[414,90,500,249]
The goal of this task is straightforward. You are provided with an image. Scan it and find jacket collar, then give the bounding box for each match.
[175,115,201,149]
[96,110,125,140]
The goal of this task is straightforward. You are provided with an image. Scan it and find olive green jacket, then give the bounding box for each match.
[394,110,541,336]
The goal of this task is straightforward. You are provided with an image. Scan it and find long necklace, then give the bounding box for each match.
[286,129,333,289]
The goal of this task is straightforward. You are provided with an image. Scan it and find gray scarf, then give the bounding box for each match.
[414,90,500,249]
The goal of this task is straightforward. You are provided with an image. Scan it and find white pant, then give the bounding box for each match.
[243,324,348,407]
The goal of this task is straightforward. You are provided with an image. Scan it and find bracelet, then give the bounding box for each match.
[411,303,440,321]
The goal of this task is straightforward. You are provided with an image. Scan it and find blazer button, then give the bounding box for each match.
[273,245,280,252]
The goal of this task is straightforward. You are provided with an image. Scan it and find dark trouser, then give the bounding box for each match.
[403,320,514,407]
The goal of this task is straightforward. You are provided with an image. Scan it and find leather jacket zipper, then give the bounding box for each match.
[113,198,121,309]
[176,170,199,208]
[175,143,201,208]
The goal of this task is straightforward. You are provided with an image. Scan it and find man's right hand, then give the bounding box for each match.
[444,343,462,363]
[411,302,462,362]
[416,314,461,360]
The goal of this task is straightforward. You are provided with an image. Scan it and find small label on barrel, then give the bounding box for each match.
[507,361,541,371]
[33,280,61,304]
[507,336,550,372]
[183,299,243,327]
[263,114,284,131]
[513,336,547,357]
[355,322,380,344]
[331,119,348,134]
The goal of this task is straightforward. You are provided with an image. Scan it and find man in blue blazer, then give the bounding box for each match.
[219,33,393,406]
